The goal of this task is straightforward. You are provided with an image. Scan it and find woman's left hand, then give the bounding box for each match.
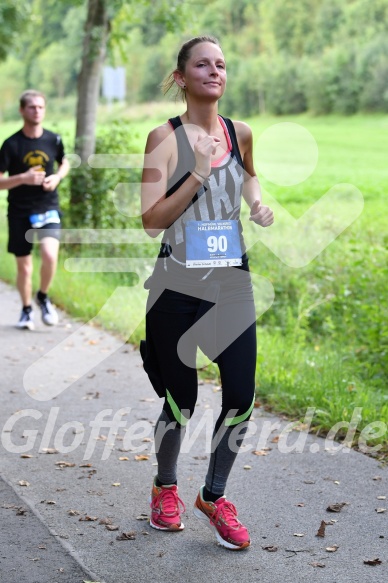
[249,200,274,227]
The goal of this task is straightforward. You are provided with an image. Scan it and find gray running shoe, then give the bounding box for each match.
[35,294,59,326]
[17,309,35,330]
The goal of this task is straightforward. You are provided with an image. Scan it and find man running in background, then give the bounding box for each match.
[0,89,70,330]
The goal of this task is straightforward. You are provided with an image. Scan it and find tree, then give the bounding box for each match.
[0,1,29,62]
[75,0,110,164]
[69,0,187,225]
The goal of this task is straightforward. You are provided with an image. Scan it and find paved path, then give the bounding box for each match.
[0,280,386,583]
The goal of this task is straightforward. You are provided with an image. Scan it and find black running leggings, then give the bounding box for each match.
[147,277,257,496]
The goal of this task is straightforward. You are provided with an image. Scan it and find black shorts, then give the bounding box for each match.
[7,215,61,257]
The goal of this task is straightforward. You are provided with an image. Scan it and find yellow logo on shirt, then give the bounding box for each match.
[23,150,49,170]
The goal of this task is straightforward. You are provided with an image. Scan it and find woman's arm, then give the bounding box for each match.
[141,124,220,237]
[234,121,274,227]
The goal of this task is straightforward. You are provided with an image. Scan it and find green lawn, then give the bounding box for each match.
[1,110,387,457]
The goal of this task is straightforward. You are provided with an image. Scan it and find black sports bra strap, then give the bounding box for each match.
[168,116,183,130]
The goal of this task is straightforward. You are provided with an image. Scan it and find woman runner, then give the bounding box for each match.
[140,35,274,551]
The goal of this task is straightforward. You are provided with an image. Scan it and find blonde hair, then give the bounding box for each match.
[161,36,221,102]
[20,90,46,109]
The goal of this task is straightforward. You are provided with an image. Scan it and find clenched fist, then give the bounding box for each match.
[249,200,274,227]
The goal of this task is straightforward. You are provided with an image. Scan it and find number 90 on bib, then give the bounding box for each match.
[185,220,242,268]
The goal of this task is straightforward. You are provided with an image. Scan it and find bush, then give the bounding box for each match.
[358,36,388,112]
[263,54,307,115]
[66,120,141,231]
[303,44,362,115]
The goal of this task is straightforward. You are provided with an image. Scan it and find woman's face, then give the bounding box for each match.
[180,42,227,100]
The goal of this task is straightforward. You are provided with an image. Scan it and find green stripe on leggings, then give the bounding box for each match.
[166,389,190,426]
[224,395,255,427]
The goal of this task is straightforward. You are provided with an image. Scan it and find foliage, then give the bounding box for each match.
[3,0,388,118]
[0,1,30,62]
[65,120,141,229]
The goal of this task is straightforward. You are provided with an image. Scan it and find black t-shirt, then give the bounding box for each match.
[0,129,65,218]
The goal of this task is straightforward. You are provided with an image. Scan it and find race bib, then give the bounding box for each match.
[29,210,60,228]
[185,220,242,268]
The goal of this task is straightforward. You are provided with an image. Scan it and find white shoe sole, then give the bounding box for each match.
[193,506,250,550]
[149,495,184,531]
[42,316,58,326]
[149,517,184,531]
[16,321,35,331]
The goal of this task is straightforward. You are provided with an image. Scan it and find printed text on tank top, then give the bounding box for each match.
[164,116,245,248]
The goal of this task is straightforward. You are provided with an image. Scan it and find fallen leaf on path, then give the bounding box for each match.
[372,476,382,481]
[252,449,271,456]
[18,481,30,487]
[363,558,382,566]
[316,520,326,537]
[310,562,325,568]
[293,423,310,432]
[326,502,347,512]
[243,465,252,470]
[326,545,339,552]
[106,525,119,531]
[68,510,81,516]
[79,516,98,521]
[79,463,93,468]
[377,496,386,500]
[136,514,149,521]
[99,518,112,525]
[135,455,149,461]
[376,508,386,513]
[116,531,136,540]
[55,461,75,468]
[262,545,278,552]
[119,457,129,461]
[20,454,33,459]
[41,448,58,454]
[112,483,120,487]
[293,533,305,537]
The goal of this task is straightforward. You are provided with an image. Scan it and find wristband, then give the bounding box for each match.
[192,169,208,182]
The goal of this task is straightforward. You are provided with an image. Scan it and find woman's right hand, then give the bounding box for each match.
[193,134,221,178]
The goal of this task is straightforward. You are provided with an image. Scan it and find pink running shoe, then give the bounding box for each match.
[193,486,250,550]
[150,480,185,531]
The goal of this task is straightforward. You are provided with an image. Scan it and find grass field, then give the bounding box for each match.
[1,107,387,456]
